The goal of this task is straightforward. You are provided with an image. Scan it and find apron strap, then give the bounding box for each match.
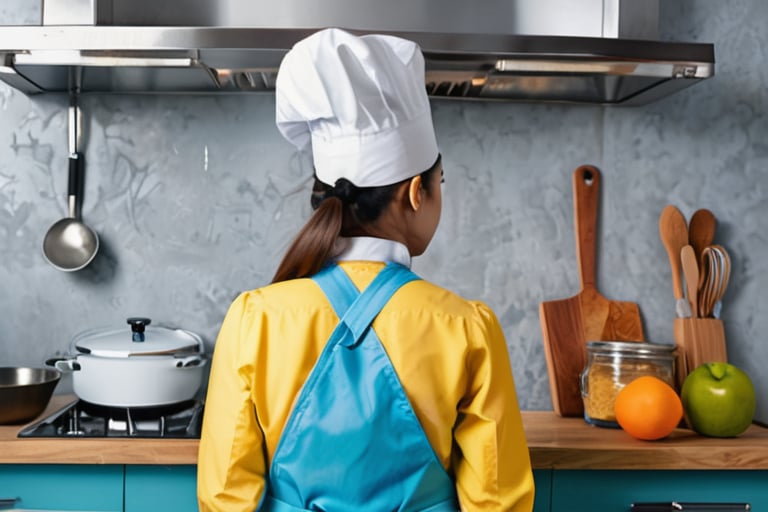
[311,264,359,314]
[316,262,420,347]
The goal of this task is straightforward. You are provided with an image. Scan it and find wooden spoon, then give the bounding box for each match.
[659,205,692,318]
[680,244,699,318]
[689,208,717,262]
[697,247,712,316]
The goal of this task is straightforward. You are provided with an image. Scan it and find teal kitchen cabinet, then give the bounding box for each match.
[0,465,197,512]
[0,464,124,511]
[533,469,551,512]
[125,465,197,512]
[550,469,766,512]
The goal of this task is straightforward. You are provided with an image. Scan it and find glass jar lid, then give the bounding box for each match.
[586,341,676,357]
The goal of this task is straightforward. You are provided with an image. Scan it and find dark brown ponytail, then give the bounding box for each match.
[271,196,343,283]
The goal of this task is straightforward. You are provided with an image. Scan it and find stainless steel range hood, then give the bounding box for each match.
[0,0,715,105]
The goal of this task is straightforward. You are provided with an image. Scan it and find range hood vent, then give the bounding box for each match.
[0,0,715,105]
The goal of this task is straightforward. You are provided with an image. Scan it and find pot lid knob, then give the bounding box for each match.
[127,317,152,342]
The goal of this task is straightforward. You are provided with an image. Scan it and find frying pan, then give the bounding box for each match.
[539,165,645,417]
[0,367,61,424]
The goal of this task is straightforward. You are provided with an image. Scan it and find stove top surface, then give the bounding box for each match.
[18,399,204,439]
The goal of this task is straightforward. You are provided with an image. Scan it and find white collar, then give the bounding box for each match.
[333,237,412,268]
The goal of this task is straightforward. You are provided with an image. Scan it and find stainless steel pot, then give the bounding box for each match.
[49,317,207,408]
[0,367,61,424]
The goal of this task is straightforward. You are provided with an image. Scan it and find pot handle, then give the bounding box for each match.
[174,354,206,368]
[45,357,81,372]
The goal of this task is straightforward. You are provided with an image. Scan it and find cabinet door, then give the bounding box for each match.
[551,470,766,512]
[533,469,552,512]
[124,465,197,512]
[0,464,123,511]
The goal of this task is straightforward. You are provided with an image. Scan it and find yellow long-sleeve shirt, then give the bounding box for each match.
[198,261,534,511]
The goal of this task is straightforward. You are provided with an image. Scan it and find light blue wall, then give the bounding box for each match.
[1,2,766,423]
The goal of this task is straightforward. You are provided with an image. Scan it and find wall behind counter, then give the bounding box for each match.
[1,1,766,421]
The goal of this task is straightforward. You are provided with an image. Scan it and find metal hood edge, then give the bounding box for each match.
[0,11,715,105]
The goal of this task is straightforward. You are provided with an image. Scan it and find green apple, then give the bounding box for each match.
[681,362,756,437]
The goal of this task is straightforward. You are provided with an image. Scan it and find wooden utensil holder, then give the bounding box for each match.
[673,318,727,390]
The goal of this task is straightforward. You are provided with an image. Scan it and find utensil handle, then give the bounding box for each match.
[681,244,699,318]
[68,89,82,154]
[67,152,84,219]
[632,503,750,511]
[573,165,600,291]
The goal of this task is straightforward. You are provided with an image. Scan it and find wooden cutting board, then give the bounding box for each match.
[539,165,645,417]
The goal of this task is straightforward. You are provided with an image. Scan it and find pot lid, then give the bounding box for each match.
[73,317,203,357]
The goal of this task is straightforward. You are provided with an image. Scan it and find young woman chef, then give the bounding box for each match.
[197,28,534,512]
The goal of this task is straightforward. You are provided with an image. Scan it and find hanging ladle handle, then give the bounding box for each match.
[67,153,84,219]
[67,93,84,219]
[68,93,81,155]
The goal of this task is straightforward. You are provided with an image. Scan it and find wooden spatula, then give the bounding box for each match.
[539,165,645,417]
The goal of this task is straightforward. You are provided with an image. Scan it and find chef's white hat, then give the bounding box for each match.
[275,28,439,188]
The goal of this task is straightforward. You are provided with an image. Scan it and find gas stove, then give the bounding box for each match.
[18,399,204,439]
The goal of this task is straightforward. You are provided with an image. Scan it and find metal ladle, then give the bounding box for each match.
[42,91,99,271]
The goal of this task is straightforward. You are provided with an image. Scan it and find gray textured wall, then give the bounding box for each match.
[1,2,766,423]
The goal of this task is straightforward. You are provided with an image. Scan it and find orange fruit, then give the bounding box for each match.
[614,375,683,441]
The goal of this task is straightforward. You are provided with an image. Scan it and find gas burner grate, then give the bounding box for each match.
[18,399,204,439]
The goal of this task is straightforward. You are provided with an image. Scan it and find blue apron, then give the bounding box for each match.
[261,262,459,512]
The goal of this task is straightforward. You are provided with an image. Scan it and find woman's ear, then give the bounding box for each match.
[407,175,423,211]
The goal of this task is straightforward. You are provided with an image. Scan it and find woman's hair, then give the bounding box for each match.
[271,155,441,283]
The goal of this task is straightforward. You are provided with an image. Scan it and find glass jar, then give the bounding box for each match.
[580,341,677,428]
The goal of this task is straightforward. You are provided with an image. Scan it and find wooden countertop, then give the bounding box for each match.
[523,411,768,470]
[2,396,768,468]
